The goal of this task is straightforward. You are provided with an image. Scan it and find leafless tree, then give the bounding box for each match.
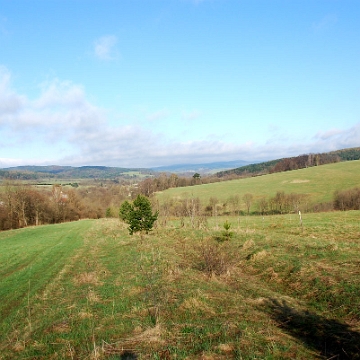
[243,193,254,215]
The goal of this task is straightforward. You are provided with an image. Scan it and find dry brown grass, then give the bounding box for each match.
[12,341,25,352]
[179,297,216,316]
[52,322,71,333]
[102,324,165,358]
[74,271,103,286]
[78,311,94,319]
[248,249,268,262]
[87,289,102,303]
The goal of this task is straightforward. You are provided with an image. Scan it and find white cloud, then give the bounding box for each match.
[0,69,105,150]
[94,35,117,60]
[0,66,26,116]
[0,157,25,168]
[94,35,118,60]
[34,80,86,109]
[315,128,343,141]
[1,66,360,168]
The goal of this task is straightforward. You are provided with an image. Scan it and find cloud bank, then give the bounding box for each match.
[0,67,359,169]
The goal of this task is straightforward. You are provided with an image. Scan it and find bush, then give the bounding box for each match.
[191,238,234,277]
[334,187,360,211]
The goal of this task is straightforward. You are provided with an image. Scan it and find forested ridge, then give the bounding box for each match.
[0,165,154,181]
[217,147,360,177]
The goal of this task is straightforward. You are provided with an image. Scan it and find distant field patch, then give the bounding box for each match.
[290,179,310,183]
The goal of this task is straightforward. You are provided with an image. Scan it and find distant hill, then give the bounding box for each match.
[0,165,154,181]
[216,147,360,177]
[0,161,253,181]
[1,146,359,182]
[152,160,253,174]
[328,147,360,160]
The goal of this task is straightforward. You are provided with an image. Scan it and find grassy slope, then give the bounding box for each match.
[1,215,360,359]
[156,160,360,207]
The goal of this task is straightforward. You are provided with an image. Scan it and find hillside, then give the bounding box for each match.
[1,214,360,358]
[217,147,360,177]
[156,160,360,210]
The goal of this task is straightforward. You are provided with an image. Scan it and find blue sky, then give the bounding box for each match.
[0,0,359,168]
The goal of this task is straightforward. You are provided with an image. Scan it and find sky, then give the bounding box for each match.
[0,0,359,168]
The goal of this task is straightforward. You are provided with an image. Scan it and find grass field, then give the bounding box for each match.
[1,212,360,359]
[156,160,360,209]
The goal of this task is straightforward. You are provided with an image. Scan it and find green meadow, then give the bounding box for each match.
[1,210,360,359]
[156,160,360,208]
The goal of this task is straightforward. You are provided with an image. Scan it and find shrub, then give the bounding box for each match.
[191,238,234,277]
[334,187,360,211]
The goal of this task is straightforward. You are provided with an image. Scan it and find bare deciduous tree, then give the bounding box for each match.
[243,193,254,215]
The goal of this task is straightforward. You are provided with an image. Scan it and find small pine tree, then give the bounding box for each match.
[119,195,158,236]
[222,220,233,241]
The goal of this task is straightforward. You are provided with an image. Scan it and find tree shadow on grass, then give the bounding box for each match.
[264,298,360,359]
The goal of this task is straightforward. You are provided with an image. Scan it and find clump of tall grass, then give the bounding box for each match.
[190,237,236,277]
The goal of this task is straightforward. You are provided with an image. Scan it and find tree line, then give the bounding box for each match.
[0,182,130,230]
[1,178,359,231]
[155,191,310,226]
[217,153,342,178]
